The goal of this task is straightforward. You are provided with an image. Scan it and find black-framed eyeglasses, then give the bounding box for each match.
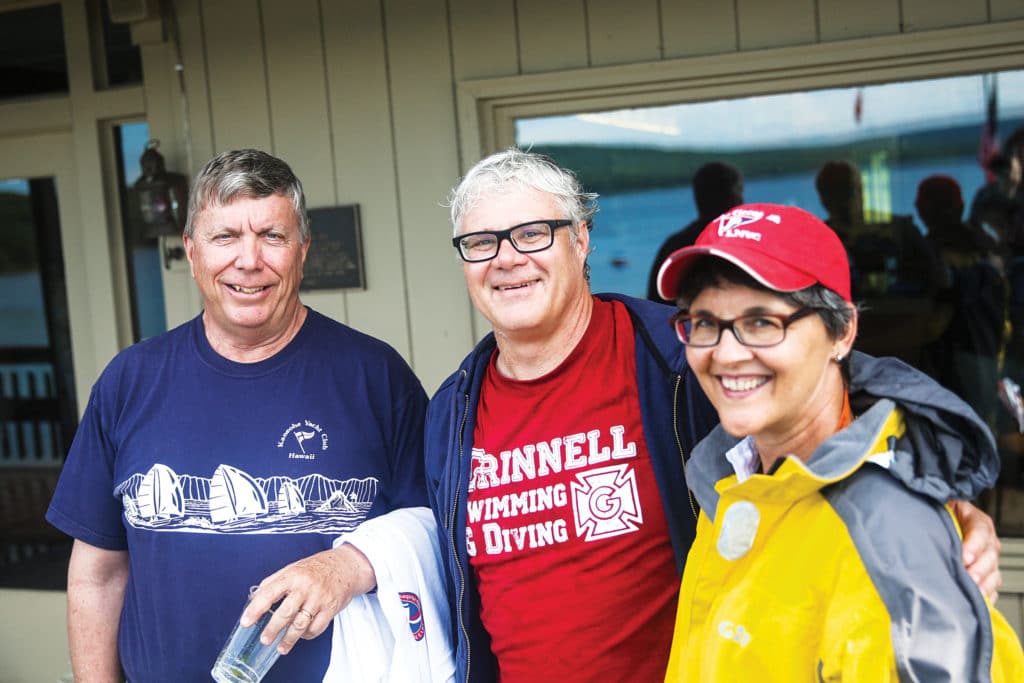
[452,219,573,262]
[670,307,819,347]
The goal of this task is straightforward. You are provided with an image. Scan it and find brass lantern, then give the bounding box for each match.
[130,139,189,240]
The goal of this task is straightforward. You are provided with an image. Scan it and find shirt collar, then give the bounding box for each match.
[724,436,760,483]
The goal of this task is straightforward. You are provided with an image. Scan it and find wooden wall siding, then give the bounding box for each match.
[261,0,334,204]
[1003,593,1024,641]
[172,0,216,169]
[449,0,520,80]
[736,0,819,51]
[320,0,412,356]
[161,0,1023,394]
[380,0,472,387]
[816,0,902,42]
[261,0,349,325]
[586,0,662,66]
[992,0,1024,22]
[516,0,590,73]
[157,0,208,325]
[901,0,990,33]
[61,0,132,381]
[200,0,273,153]
[660,0,739,59]
[449,0,523,342]
[1000,538,1024,641]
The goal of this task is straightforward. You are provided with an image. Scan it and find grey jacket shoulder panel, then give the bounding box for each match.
[824,465,993,682]
[848,352,998,501]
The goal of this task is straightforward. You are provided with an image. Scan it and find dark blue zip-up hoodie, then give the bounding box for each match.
[423,293,719,683]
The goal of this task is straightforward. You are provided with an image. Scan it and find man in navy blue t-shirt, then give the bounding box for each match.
[47,149,430,682]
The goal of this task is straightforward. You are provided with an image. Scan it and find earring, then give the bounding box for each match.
[835,353,845,362]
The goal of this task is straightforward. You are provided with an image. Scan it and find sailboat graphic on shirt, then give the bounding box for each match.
[116,462,378,535]
[275,480,306,516]
[209,464,269,523]
[136,464,185,520]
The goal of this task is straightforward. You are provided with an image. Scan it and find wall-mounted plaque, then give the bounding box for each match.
[302,205,365,291]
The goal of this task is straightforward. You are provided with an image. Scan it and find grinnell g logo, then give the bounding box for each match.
[399,591,425,641]
[570,464,642,541]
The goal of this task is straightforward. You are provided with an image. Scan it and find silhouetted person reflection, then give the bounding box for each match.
[969,153,1021,247]
[814,160,942,368]
[646,161,743,302]
[815,160,937,299]
[993,130,1024,376]
[918,174,1006,428]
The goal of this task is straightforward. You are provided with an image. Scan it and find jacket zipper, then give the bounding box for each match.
[450,370,472,682]
[672,373,699,521]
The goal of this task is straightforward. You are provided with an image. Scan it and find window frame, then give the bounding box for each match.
[456,20,1024,164]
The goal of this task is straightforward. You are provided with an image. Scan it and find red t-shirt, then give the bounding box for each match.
[467,298,679,682]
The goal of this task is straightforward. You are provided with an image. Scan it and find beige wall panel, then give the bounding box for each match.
[260,0,345,324]
[173,0,216,172]
[261,0,333,204]
[163,0,210,327]
[1001,538,1024,639]
[586,0,661,66]
[817,0,900,41]
[62,0,129,368]
[383,0,474,393]
[0,98,71,137]
[0,131,106,411]
[449,0,520,80]
[200,0,272,153]
[0,589,71,683]
[449,0,520,341]
[319,0,411,359]
[516,0,589,73]
[901,0,988,32]
[736,0,817,51]
[139,43,183,184]
[660,0,738,58]
[992,0,1024,21]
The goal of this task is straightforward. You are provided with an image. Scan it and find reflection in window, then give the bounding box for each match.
[0,177,76,589]
[0,4,68,99]
[517,70,1024,535]
[0,177,77,462]
[115,122,168,341]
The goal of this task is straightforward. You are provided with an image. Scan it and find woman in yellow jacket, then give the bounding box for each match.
[656,203,1024,681]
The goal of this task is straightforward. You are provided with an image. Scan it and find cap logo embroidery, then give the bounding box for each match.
[716,209,765,241]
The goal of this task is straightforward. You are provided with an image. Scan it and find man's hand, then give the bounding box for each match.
[241,543,376,655]
[951,500,1002,601]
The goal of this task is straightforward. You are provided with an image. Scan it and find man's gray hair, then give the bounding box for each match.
[184,149,310,242]
[448,148,599,244]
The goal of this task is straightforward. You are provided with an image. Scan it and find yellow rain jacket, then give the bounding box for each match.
[666,353,1024,682]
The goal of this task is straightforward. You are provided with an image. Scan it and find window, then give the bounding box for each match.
[115,121,168,341]
[0,3,68,100]
[0,176,76,589]
[516,71,1024,300]
[510,67,1024,536]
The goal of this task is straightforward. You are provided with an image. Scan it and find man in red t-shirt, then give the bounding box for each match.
[424,149,1004,682]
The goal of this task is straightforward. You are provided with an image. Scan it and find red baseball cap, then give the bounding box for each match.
[656,203,851,303]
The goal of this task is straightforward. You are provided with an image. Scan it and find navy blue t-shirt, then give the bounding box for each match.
[47,309,429,682]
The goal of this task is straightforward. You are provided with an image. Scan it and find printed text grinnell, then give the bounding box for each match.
[469,425,637,492]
